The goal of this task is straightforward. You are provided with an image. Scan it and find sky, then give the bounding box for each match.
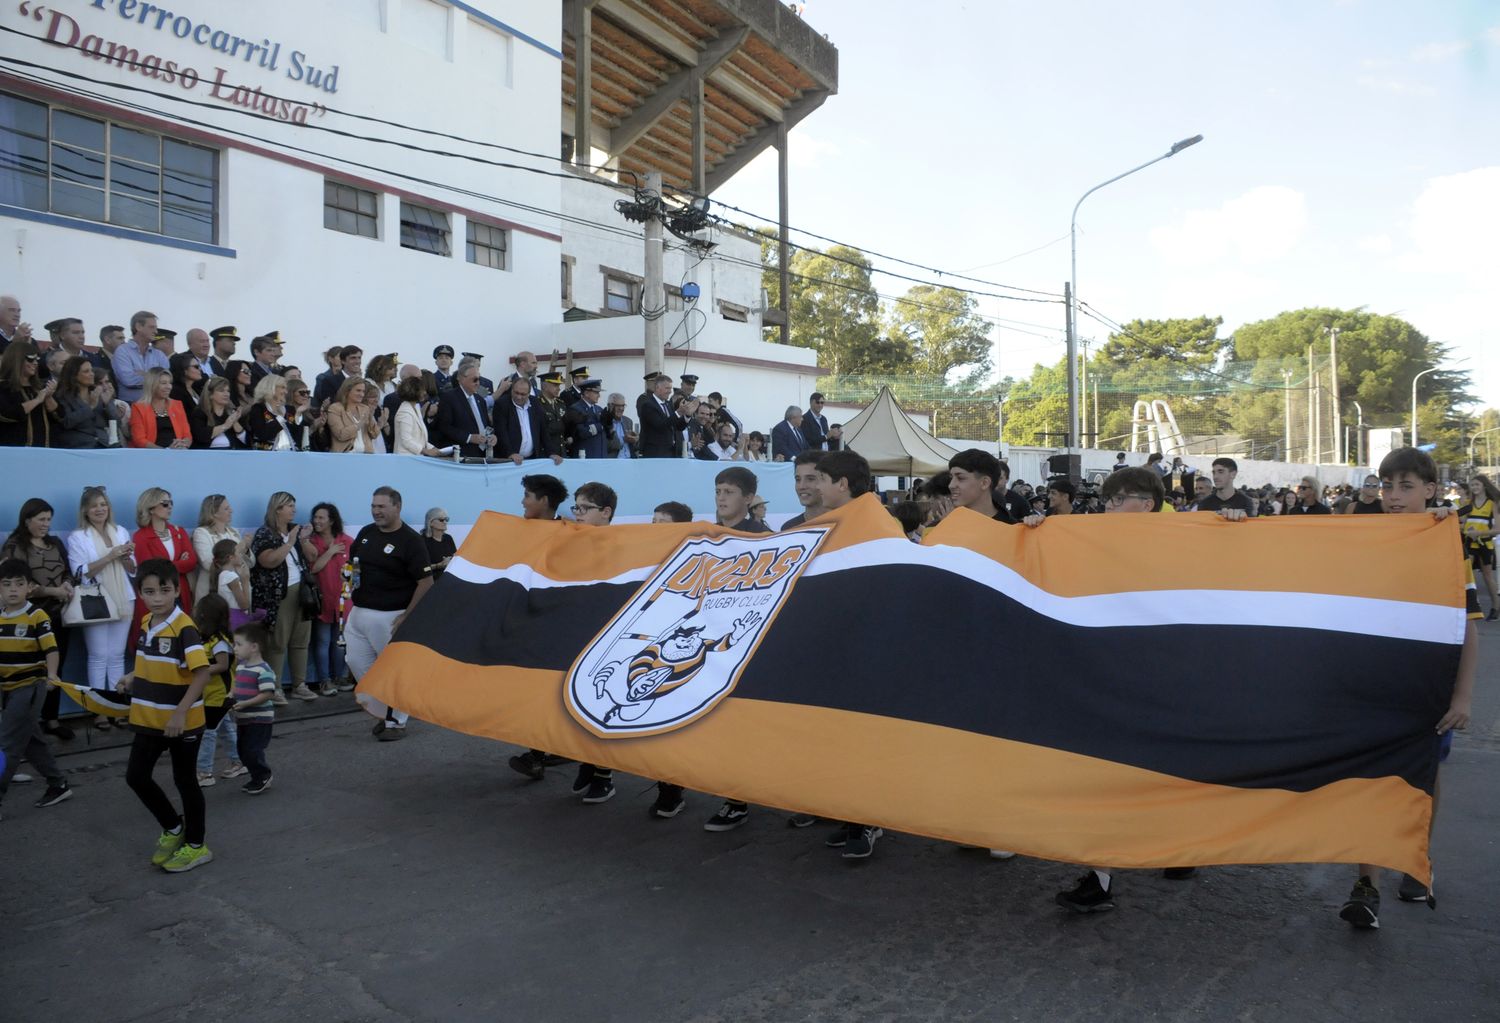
[714,0,1500,411]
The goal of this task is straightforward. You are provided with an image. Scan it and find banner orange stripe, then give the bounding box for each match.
[363,643,1432,880]
[925,505,1464,606]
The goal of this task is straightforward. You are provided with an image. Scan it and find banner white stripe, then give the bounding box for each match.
[442,538,1465,644]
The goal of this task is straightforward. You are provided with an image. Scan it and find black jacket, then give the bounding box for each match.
[432,387,493,458]
[636,391,688,458]
[493,398,557,461]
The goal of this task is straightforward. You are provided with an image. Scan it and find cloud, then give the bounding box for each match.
[1409,40,1469,62]
[1149,186,1307,266]
[1401,166,1500,282]
[1355,75,1437,97]
[1357,234,1394,254]
[1486,26,1500,45]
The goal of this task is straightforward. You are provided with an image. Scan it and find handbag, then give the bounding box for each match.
[63,568,121,625]
[295,543,324,619]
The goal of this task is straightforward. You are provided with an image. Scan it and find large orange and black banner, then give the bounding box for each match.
[361,495,1467,880]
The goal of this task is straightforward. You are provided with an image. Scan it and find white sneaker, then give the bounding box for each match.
[270,689,289,706]
[290,684,319,701]
[197,772,216,787]
[11,773,33,783]
[988,850,1017,860]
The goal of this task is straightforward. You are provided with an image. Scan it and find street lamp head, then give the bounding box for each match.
[1169,134,1204,156]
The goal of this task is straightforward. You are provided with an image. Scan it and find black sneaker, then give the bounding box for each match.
[43,721,75,741]
[842,825,883,859]
[34,783,73,808]
[1056,872,1115,913]
[1162,867,1197,880]
[371,720,386,736]
[649,785,685,819]
[825,823,853,848]
[377,726,407,742]
[243,776,272,795]
[581,776,615,804]
[788,813,817,828]
[1339,877,1381,929]
[508,751,546,781]
[1397,872,1435,907]
[703,802,749,831]
[1487,608,1498,622]
[571,764,597,795]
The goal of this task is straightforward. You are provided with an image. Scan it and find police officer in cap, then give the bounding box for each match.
[560,365,590,408]
[565,378,607,459]
[672,373,699,410]
[207,326,239,376]
[537,370,569,457]
[433,344,456,393]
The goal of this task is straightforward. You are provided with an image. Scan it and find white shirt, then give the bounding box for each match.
[707,441,737,460]
[513,400,535,458]
[281,532,302,588]
[465,390,485,436]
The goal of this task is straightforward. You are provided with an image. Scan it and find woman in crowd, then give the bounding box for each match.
[2,498,76,739]
[393,375,443,456]
[740,430,768,462]
[326,377,376,453]
[0,341,56,447]
[168,352,204,416]
[1286,476,1331,515]
[65,486,135,729]
[367,354,399,399]
[249,491,318,703]
[363,378,391,453]
[225,359,256,410]
[53,355,125,449]
[245,374,298,451]
[423,507,456,579]
[191,494,246,603]
[190,376,246,449]
[130,487,198,631]
[128,367,192,448]
[1459,474,1500,621]
[306,501,353,695]
[285,379,323,450]
[419,370,441,423]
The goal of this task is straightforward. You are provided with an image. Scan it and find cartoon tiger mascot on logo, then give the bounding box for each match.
[591,607,763,723]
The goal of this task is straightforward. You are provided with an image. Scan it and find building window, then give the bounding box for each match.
[400,200,451,255]
[0,91,218,244]
[466,219,508,270]
[324,180,378,238]
[604,273,637,314]
[719,300,749,323]
[561,257,574,306]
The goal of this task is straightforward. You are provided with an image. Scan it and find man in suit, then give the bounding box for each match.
[603,391,637,459]
[494,374,562,465]
[432,357,497,459]
[314,345,363,408]
[771,406,808,462]
[247,332,284,389]
[636,371,696,458]
[801,392,830,450]
[44,317,105,370]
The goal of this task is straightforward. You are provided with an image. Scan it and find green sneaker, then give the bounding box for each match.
[150,830,185,866]
[161,843,213,873]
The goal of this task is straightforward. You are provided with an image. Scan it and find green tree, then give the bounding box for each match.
[1001,358,1071,446]
[762,239,907,375]
[885,285,993,380]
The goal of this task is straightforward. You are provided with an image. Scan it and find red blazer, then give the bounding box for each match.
[129,400,192,448]
[130,524,198,614]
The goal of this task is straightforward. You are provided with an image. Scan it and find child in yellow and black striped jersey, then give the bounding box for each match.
[114,558,213,873]
[190,594,243,787]
[0,558,73,819]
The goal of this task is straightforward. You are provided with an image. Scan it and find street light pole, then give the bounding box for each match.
[1410,366,1439,448]
[1471,427,1500,470]
[1068,134,1203,460]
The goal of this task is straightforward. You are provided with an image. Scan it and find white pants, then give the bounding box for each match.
[347,606,408,727]
[82,617,131,689]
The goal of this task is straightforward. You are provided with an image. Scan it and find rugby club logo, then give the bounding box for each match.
[566,527,830,737]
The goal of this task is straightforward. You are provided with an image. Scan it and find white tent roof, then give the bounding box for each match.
[838,386,963,476]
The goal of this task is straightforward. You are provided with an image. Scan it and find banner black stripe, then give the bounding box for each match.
[397,568,1454,794]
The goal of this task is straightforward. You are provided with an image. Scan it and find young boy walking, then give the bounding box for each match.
[115,558,213,872]
[229,622,278,795]
[0,559,73,819]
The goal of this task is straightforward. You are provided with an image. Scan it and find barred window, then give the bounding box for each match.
[0,90,218,244]
[400,200,451,255]
[466,219,508,270]
[324,180,378,238]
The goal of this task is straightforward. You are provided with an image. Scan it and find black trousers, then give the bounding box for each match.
[125,732,205,845]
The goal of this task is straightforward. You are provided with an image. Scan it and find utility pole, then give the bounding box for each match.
[1329,326,1342,463]
[1092,377,1099,448]
[643,171,665,376]
[1282,368,1292,462]
[1063,283,1076,448]
[1313,371,1322,464]
[1306,345,1315,463]
[1080,339,1089,449]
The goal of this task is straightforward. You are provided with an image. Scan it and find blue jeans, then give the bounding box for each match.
[197,704,239,773]
[310,619,346,684]
[236,721,273,784]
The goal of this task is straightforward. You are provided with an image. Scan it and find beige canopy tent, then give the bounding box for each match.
[836,386,963,476]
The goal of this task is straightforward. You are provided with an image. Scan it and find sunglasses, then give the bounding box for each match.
[23,354,39,363]
[431,517,448,523]
[156,499,174,507]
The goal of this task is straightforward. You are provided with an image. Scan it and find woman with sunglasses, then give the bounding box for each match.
[0,341,56,446]
[284,379,323,450]
[1285,476,1331,515]
[66,486,135,728]
[129,487,199,637]
[167,352,204,416]
[422,508,455,579]
[224,359,256,412]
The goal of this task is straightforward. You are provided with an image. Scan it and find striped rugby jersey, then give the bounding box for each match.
[128,608,210,735]
[0,603,56,692]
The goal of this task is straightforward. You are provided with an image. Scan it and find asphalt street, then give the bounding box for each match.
[6,628,1499,1023]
